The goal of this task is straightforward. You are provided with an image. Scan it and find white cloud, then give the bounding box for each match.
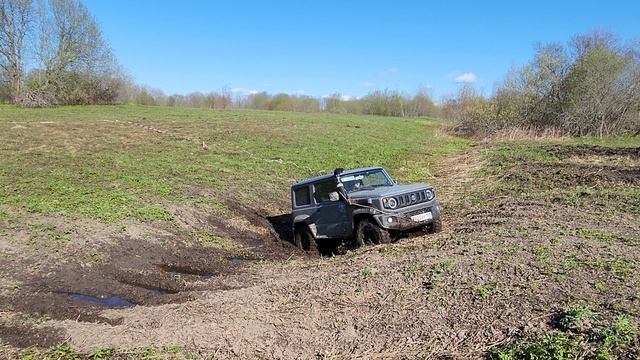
[453,72,477,83]
[378,66,399,75]
[231,87,259,95]
[321,94,357,101]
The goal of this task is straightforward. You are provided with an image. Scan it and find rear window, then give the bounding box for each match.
[294,186,311,206]
[314,180,336,203]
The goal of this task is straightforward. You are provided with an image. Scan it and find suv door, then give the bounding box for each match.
[311,179,351,239]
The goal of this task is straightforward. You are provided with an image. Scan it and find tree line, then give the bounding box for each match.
[443,30,640,137]
[2,3,637,136]
[121,87,439,117]
[0,0,127,106]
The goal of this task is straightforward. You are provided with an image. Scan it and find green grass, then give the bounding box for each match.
[576,228,639,245]
[19,344,194,360]
[191,229,235,249]
[476,138,640,213]
[0,105,468,222]
[490,312,638,360]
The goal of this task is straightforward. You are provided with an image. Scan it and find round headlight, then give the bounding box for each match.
[425,189,434,201]
[387,197,398,209]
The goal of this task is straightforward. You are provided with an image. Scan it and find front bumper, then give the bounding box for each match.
[373,200,440,230]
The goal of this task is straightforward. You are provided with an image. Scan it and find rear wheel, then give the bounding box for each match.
[294,225,319,254]
[356,219,390,246]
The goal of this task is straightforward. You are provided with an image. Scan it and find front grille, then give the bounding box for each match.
[405,207,431,217]
[396,190,431,208]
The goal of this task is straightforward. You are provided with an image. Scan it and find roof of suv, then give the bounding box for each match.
[291,166,384,188]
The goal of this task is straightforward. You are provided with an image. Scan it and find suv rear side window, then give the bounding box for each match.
[314,180,336,203]
[294,186,311,206]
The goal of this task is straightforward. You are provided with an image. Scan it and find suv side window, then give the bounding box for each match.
[294,186,311,207]
[313,180,337,203]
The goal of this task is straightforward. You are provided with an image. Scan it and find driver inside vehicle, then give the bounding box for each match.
[342,179,362,192]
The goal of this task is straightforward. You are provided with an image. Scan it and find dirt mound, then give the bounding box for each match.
[545,144,640,159]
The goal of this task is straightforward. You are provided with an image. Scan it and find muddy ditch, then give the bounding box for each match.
[0,198,303,338]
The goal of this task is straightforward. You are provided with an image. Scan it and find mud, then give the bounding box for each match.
[0,197,301,348]
[1,143,639,357]
[545,144,640,159]
[0,324,65,349]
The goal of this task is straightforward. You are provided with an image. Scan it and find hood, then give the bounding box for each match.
[348,183,432,200]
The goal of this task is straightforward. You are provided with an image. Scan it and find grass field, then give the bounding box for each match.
[0,105,639,359]
[0,105,467,222]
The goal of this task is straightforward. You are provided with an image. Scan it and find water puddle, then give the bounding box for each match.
[60,292,134,308]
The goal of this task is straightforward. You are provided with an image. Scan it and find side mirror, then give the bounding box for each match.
[329,191,340,202]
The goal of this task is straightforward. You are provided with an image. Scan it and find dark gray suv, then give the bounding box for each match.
[290,167,441,252]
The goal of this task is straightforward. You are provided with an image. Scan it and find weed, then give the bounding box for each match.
[489,332,581,360]
[48,344,80,359]
[89,250,103,263]
[406,262,421,275]
[577,228,639,245]
[46,229,71,242]
[423,259,455,287]
[359,266,374,279]
[132,347,160,359]
[556,305,596,331]
[430,258,455,274]
[378,245,404,255]
[591,258,635,279]
[88,347,116,359]
[28,313,51,325]
[135,205,172,221]
[161,344,180,354]
[596,315,637,355]
[491,312,639,359]
[192,230,233,249]
[478,283,498,299]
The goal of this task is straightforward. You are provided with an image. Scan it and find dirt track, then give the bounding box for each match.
[1,143,639,358]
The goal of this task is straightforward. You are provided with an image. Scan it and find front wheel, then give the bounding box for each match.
[356,219,390,246]
[294,225,319,254]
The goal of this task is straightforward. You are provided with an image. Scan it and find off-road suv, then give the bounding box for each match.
[290,167,441,252]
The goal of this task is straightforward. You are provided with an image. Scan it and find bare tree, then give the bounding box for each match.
[35,0,118,102]
[0,0,34,98]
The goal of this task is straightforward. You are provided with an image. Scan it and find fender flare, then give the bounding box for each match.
[292,215,318,238]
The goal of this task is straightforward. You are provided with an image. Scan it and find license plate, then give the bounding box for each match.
[411,212,432,222]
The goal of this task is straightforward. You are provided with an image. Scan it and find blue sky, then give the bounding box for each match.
[84,0,639,100]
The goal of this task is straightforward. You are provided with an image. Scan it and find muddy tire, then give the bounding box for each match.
[356,219,390,246]
[429,219,442,234]
[294,225,319,254]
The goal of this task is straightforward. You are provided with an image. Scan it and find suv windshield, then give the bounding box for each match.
[340,169,392,193]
